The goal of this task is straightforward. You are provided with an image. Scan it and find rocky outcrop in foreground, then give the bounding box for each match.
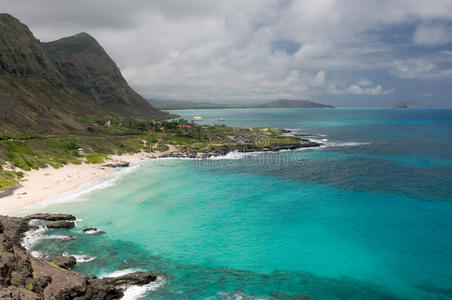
[0,214,157,299]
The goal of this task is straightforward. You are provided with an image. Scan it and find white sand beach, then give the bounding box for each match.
[0,152,163,216]
[0,163,113,216]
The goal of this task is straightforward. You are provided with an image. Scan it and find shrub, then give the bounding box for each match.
[85,153,108,164]
[0,170,19,190]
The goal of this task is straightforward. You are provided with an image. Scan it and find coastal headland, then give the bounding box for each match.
[0,125,320,215]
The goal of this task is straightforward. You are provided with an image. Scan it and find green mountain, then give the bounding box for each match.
[148,98,335,110]
[255,99,334,108]
[0,13,162,136]
[43,33,160,116]
[147,99,242,110]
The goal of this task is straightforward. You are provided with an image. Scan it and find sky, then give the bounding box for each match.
[3,0,452,106]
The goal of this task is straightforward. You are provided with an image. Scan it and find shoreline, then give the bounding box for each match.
[0,214,159,299]
[0,152,156,216]
[0,137,321,216]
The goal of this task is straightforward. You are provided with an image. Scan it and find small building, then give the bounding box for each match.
[78,148,84,156]
[105,120,111,127]
[192,116,203,121]
[177,124,192,129]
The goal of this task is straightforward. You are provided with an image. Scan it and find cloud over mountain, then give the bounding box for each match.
[3,0,452,105]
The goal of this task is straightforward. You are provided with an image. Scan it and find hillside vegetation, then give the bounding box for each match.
[0,13,164,137]
[0,119,316,190]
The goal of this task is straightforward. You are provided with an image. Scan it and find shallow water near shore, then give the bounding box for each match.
[24,108,452,299]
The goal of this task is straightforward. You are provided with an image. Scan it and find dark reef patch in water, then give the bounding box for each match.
[189,150,452,201]
[31,230,401,299]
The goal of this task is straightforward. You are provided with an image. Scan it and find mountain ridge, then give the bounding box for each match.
[0,13,163,136]
[147,98,335,110]
[43,32,159,116]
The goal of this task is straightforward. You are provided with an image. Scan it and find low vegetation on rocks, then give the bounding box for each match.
[0,120,319,191]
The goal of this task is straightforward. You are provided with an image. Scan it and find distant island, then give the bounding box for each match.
[147,99,335,110]
[392,102,432,108]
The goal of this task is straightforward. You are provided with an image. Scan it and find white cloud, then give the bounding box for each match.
[357,80,373,87]
[2,0,452,102]
[330,83,395,95]
[348,85,395,95]
[391,59,437,78]
[413,23,452,46]
[313,71,326,86]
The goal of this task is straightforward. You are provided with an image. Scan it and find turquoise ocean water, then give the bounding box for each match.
[23,108,452,299]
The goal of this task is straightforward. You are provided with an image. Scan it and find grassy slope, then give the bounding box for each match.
[0,121,303,190]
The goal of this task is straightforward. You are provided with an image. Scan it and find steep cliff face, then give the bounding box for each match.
[0,14,84,135]
[43,32,160,118]
[0,13,162,136]
[0,14,61,81]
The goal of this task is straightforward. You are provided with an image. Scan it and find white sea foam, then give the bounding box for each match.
[208,150,247,160]
[63,252,96,263]
[29,250,45,258]
[22,228,73,252]
[153,150,260,161]
[306,136,369,148]
[99,269,143,279]
[121,276,166,300]
[285,129,368,149]
[98,269,166,299]
[321,141,370,147]
[335,142,370,147]
[210,290,268,300]
[21,223,48,250]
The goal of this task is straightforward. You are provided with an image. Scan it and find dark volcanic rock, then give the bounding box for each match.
[103,161,130,168]
[0,184,22,198]
[50,256,77,269]
[103,271,157,286]
[0,287,37,300]
[279,129,292,133]
[0,215,159,299]
[82,227,105,235]
[25,213,76,221]
[47,220,75,229]
[83,227,97,232]
[0,215,30,245]
[0,234,49,299]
